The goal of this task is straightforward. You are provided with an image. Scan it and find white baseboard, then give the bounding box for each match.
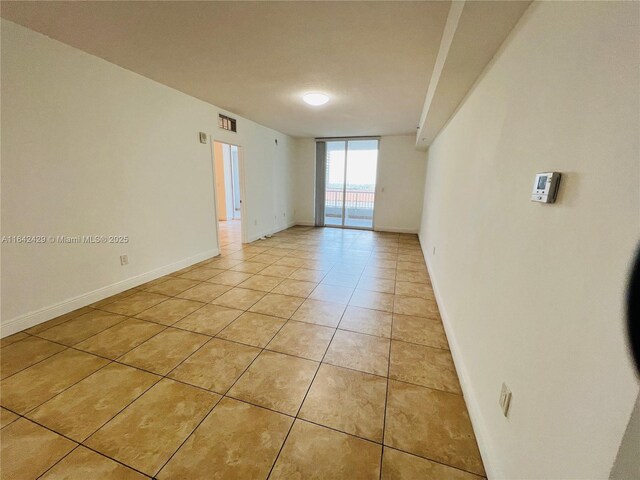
[418,235,496,479]
[0,248,219,338]
[374,225,419,234]
[293,221,315,227]
[246,221,297,244]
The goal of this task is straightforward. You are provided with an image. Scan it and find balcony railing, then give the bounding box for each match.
[325,189,375,222]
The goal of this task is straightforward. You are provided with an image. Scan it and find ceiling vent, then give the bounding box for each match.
[218,114,237,133]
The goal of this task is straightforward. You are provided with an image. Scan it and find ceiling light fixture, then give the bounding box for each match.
[303,92,329,106]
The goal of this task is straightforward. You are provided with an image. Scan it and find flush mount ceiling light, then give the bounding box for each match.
[303,92,329,106]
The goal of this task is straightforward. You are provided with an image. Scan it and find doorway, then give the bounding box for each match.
[213,141,244,247]
[323,138,379,229]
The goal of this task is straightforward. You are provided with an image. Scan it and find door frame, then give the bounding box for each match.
[210,138,248,245]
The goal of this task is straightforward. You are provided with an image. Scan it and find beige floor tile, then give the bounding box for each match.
[0,408,19,429]
[211,287,266,310]
[101,291,169,316]
[217,312,285,348]
[395,281,435,300]
[322,272,360,288]
[389,341,461,394]
[136,298,204,325]
[40,446,147,480]
[176,282,232,303]
[0,349,109,414]
[25,307,95,335]
[292,299,346,327]
[169,338,260,393]
[228,350,318,415]
[1,336,66,379]
[173,304,243,335]
[74,318,165,359]
[251,253,282,264]
[392,314,448,348]
[324,330,390,376]
[0,332,29,348]
[117,328,208,375]
[275,256,306,267]
[28,363,159,441]
[144,277,199,296]
[157,397,292,479]
[85,378,219,476]
[270,420,381,479]
[393,295,438,317]
[260,264,298,278]
[299,364,386,442]
[0,418,76,480]
[178,266,225,281]
[230,261,269,274]
[339,306,392,338]
[249,293,304,319]
[357,276,396,294]
[310,284,354,304]
[288,268,327,282]
[238,274,283,292]
[368,259,397,270]
[363,267,396,280]
[395,270,430,284]
[266,320,334,361]
[207,270,252,286]
[207,258,243,270]
[385,380,485,476]
[381,447,484,480]
[271,278,318,297]
[36,310,126,346]
[397,261,426,272]
[349,289,394,312]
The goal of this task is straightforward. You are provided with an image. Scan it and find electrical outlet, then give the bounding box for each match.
[120,255,129,266]
[499,382,512,417]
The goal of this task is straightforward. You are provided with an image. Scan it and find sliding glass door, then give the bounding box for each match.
[323,139,379,229]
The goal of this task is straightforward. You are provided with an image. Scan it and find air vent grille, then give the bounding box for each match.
[218,114,237,132]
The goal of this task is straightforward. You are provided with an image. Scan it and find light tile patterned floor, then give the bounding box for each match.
[0,225,485,479]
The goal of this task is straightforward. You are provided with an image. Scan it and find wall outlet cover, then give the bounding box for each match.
[499,382,512,417]
[199,132,207,144]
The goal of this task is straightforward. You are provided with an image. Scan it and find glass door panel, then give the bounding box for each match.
[344,139,378,229]
[324,141,346,226]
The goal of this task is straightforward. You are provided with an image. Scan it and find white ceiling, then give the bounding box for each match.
[1,1,531,142]
[0,1,450,138]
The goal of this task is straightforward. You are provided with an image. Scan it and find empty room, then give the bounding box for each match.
[1,1,639,479]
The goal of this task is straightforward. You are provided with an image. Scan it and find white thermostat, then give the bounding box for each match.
[531,172,561,203]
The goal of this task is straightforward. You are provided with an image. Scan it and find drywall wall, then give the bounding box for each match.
[419,2,639,478]
[293,138,317,225]
[1,19,296,335]
[294,135,426,232]
[374,135,427,232]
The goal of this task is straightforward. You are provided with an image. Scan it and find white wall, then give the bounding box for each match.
[293,135,427,233]
[418,2,640,478]
[1,20,296,335]
[374,135,427,233]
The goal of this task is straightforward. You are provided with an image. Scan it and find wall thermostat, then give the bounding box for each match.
[531,172,561,203]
